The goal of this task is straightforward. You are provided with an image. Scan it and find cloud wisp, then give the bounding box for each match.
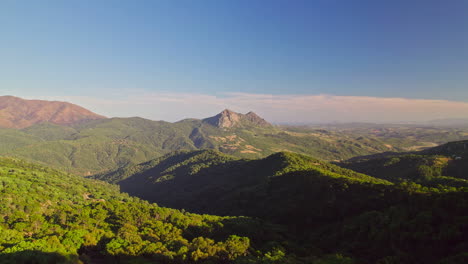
[31,92,468,124]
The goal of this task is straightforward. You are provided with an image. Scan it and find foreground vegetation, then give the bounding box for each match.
[1,157,344,264]
[96,148,468,263]
[2,140,468,263]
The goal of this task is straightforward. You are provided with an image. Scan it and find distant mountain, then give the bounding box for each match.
[0,112,398,175]
[0,95,105,128]
[203,109,271,128]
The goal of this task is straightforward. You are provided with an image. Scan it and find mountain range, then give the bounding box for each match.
[1,95,468,263]
[0,96,406,175]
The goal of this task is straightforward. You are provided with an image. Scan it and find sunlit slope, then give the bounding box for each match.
[0,95,105,129]
[0,114,399,175]
[0,157,312,263]
[341,140,468,188]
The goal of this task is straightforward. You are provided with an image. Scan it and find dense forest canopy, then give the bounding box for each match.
[2,141,468,263]
[1,157,349,264]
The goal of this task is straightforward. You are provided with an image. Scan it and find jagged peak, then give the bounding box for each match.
[220,109,237,114]
[203,109,272,128]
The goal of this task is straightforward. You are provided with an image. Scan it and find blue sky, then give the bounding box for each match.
[1,0,468,122]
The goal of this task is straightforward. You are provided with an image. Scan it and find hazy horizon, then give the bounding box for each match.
[3,93,468,125]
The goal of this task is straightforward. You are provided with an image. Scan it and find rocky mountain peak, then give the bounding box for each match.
[203,109,271,128]
[244,111,271,126]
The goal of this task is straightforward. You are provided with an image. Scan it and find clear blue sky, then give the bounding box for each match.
[1,0,468,122]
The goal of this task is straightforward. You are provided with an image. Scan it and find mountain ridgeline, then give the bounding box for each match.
[340,140,468,188]
[95,150,392,218]
[202,109,272,128]
[0,96,105,129]
[0,97,402,175]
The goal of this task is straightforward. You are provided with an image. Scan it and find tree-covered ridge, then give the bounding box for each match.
[96,150,399,227]
[2,153,468,264]
[95,149,468,263]
[262,151,391,184]
[0,157,346,264]
[0,114,407,175]
[97,150,391,185]
[421,139,468,157]
[340,140,468,189]
[95,149,238,184]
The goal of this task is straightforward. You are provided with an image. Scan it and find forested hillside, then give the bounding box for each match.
[340,140,468,188]
[95,149,468,263]
[2,97,468,264]
[95,150,392,214]
[1,157,353,264]
[0,112,401,175]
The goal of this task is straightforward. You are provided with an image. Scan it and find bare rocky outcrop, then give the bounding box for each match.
[203,109,271,128]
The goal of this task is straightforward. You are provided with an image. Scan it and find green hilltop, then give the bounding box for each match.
[0,156,338,264]
[341,140,468,188]
[95,150,394,226]
[94,148,468,264]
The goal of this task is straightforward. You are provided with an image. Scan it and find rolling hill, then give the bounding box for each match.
[11,154,467,264]
[0,96,105,129]
[95,150,402,229]
[340,140,468,188]
[0,156,327,264]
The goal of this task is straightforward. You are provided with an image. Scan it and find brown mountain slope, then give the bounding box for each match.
[203,109,272,128]
[0,96,106,128]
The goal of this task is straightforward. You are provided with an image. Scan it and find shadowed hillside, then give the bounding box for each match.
[95,150,468,264]
[0,157,331,264]
[96,150,396,223]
